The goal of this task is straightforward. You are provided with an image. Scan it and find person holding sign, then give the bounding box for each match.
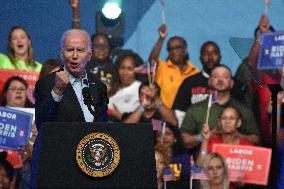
[181,65,260,151]
[196,106,253,166]
[235,14,276,147]
[35,29,108,129]
[148,24,199,109]
[0,76,35,189]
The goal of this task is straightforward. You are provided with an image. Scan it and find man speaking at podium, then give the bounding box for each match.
[35,29,108,130]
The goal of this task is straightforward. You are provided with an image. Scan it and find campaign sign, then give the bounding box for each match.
[0,69,39,104]
[257,31,284,70]
[212,144,271,185]
[0,106,33,150]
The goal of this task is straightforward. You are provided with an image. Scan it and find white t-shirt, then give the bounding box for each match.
[108,80,141,114]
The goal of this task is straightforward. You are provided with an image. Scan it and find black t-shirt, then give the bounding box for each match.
[173,72,212,112]
[173,71,247,112]
[85,59,115,86]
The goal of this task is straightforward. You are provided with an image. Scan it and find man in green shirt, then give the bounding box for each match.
[181,65,260,149]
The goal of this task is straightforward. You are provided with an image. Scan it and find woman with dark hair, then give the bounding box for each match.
[155,144,177,189]
[0,76,33,108]
[1,76,35,189]
[108,52,143,121]
[197,106,253,166]
[156,124,190,188]
[0,26,41,71]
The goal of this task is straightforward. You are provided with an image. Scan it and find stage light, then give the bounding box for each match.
[96,0,124,48]
[102,2,121,19]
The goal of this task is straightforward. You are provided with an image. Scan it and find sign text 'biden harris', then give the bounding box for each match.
[0,106,33,150]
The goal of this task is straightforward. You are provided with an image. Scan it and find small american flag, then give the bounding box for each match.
[163,167,176,181]
[265,0,270,6]
[209,90,217,108]
[19,130,25,137]
[152,119,163,131]
[190,157,208,180]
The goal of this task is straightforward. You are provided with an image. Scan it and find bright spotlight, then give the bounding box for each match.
[102,2,121,19]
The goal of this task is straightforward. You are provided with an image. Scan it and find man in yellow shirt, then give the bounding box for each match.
[149,24,199,108]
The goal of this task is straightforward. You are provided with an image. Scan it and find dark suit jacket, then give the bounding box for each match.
[35,69,108,130]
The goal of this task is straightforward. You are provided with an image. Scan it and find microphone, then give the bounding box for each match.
[82,87,96,117]
[82,76,109,121]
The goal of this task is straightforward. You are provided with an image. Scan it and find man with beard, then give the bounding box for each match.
[173,41,221,126]
[149,24,199,109]
[180,65,260,149]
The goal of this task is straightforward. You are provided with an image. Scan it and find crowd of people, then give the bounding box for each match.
[0,1,283,189]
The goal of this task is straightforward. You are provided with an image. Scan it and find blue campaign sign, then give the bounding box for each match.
[257,31,284,70]
[0,106,33,150]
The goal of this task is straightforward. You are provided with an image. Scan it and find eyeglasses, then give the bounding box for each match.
[167,45,185,52]
[8,87,27,92]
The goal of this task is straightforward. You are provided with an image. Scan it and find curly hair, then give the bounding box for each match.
[155,143,171,166]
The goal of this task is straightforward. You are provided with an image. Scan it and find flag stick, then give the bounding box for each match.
[264,0,270,15]
[160,0,166,24]
[264,5,268,15]
[151,61,157,85]
[162,122,166,144]
[147,61,152,85]
[205,94,212,124]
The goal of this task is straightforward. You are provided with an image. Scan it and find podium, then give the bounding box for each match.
[31,122,157,188]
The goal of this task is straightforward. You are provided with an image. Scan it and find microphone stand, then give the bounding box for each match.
[82,87,97,118]
[82,87,109,121]
[267,84,282,188]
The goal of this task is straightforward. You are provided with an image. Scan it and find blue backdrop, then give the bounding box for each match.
[0,0,283,73]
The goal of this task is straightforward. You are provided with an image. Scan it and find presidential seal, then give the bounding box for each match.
[76,132,120,177]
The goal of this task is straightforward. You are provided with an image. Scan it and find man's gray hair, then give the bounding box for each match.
[60,29,92,50]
